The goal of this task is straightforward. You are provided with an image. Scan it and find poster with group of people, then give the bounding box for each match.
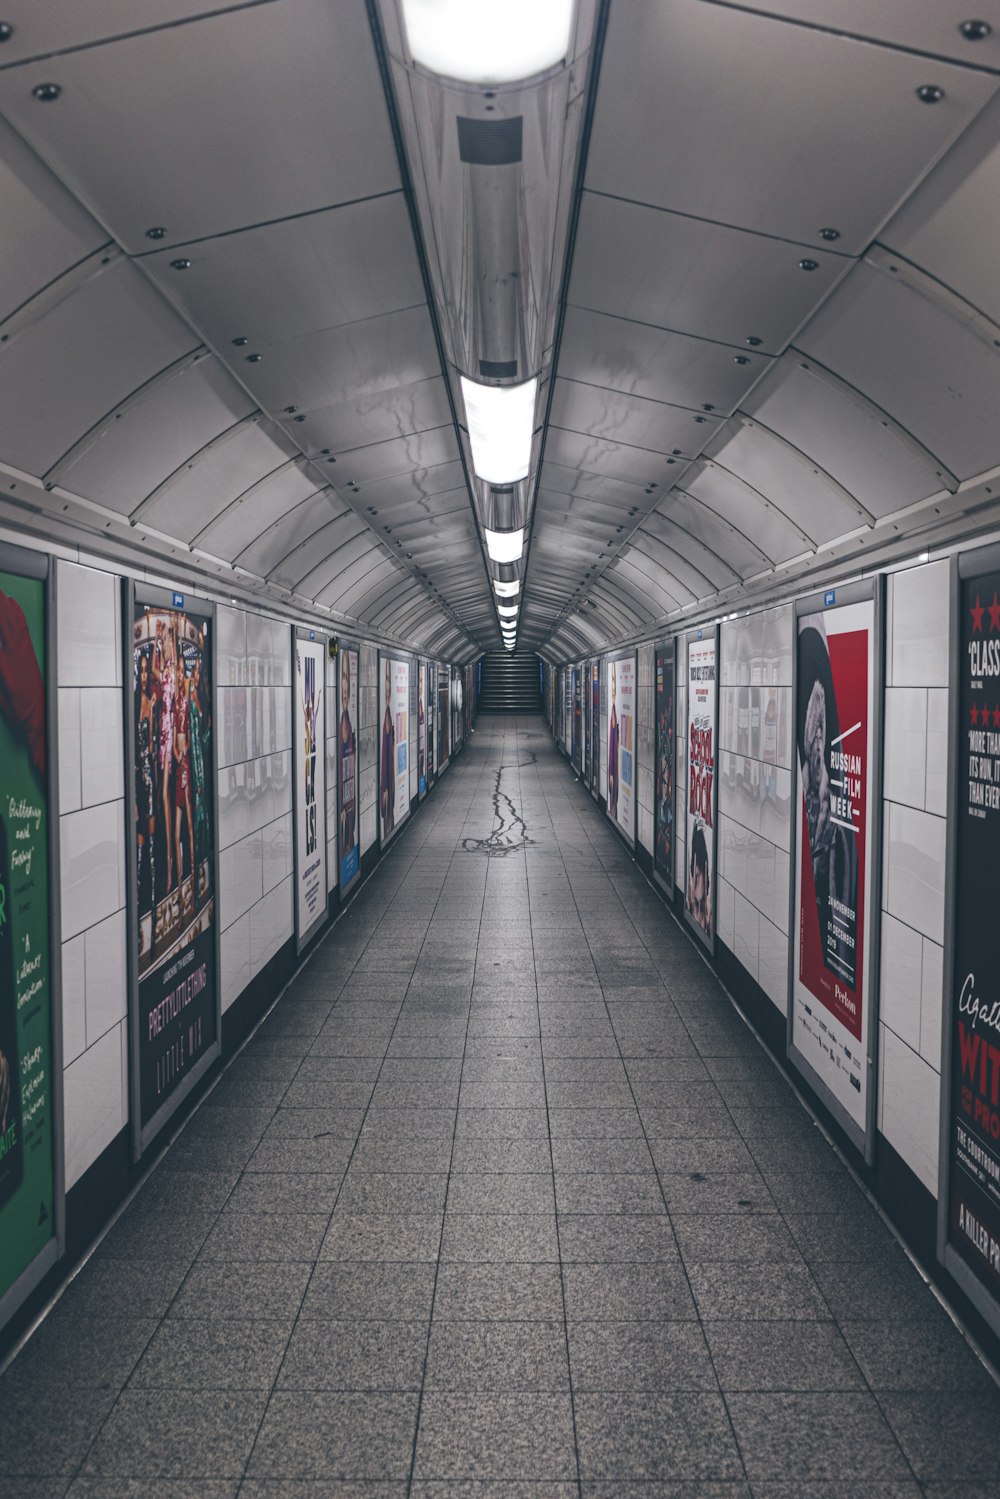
[606,654,635,844]
[685,632,716,949]
[294,631,328,950]
[131,592,218,1148]
[379,656,410,845]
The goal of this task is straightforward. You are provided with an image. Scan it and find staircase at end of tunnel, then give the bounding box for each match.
[478,652,542,713]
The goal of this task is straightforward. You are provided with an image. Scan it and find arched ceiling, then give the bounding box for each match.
[0,1,999,666]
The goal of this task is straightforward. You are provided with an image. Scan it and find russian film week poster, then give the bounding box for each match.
[607,654,635,844]
[792,595,875,1138]
[338,644,360,892]
[655,643,675,889]
[946,552,1000,1312]
[0,551,57,1317]
[380,656,410,844]
[685,633,717,948]
[131,593,218,1148]
[294,631,327,948]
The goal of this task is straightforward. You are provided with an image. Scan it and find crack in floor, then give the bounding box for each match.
[461,761,533,856]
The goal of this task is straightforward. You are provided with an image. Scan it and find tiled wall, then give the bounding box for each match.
[57,560,128,1191]
[717,606,794,1013]
[359,643,377,855]
[637,642,654,855]
[216,606,293,1014]
[878,559,950,1195]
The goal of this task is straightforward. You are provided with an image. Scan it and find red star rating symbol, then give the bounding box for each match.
[972,703,980,726]
[972,596,986,633]
[992,705,1000,728]
[990,595,1000,631]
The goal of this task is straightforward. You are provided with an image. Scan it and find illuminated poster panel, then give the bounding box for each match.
[684,631,717,951]
[379,655,410,845]
[338,644,360,894]
[418,662,428,798]
[294,630,328,950]
[606,653,635,846]
[654,642,675,892]
[438,665,450,769]
[590,661,599,794]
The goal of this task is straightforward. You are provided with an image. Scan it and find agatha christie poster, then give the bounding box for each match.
[791,596,874,1135]
[131,595,218,1142]
[654,643,675,889]
[685,633,717,949]
[947,554,1000,1305]
[606,654,635,844]
[294,632,327,948]
[379,656,410,845]
[0,555,56,1314]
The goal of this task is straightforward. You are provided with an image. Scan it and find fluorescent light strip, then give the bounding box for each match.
[461,377,536,485]
[497,604,519,619]
[493,579,520,598]
[402,0,574,84]
[485,527,524,564]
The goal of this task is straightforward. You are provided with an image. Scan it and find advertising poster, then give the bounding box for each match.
[379,656,410,844]
[0,552,58,1320]
[591,661,600,793]
[655,642,675,890]
[131,593,218,1148]
[685,632,717,950]
[418,662,428,798]
[944,551,1000,1311]
[572,666,582,771]
[606,654,635,844]
[427,663,436,782]
[584,661,592,784]
[791,594,875,1139]
[438,665,450,769]
[338,644,360,892]
[465,665,474,740]
[294,631,327,949]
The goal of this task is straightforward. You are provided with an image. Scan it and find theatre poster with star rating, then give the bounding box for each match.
[943,550,1000,1320]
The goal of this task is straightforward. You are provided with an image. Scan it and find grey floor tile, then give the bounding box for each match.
[82,1390,268,1478]
[226,1172,345,1216]
[447,1174,555,1215]
[551,1138,653,1173]
[433,1263,565,1321]
[440,1214,558,1263]
[658,1171,777,1216]
[2,1313,157,1390]
[361,1109,457,1139]
[879,1392,1000,1481]
[58,1258,189,1319]
[455,1110,549,1140]
[557,1214,679,1263]
[263,1108,365,1140]
[277,1319,428,1390]
[95,1209,218,1263]
[337,1172,448,1215]
[783,1210,907,1263]
[67,1479,240,1499]
[727,1392,912,1483]
[704,1320,864,1391]
[248,1137,356,1174]
[320,1213,443,1262]
[809,1257,946,1321]
[168,1261,311,1324]
[568,1320,717,1391]
[450,1139,552,1174]
[247,1392,419,1479]
[671,1215,803,1264]
[0,1385,118,1476]
[425,1320,569,1391]
[413,1393,577,1480]
[839,1318,998,1391]
[548,1108,643,1139]
[555,1173,664,1215]
[300,1260,437,1321]
[563,1262,697,1321]
[199,1213,329,1263]
[686,1262,830,1320]
[574,1391,743,1481]
[131,1318,292,1389]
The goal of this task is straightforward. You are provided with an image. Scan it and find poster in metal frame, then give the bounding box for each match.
[0,541,64,1332]
[126,581,221,1159]
[787,578,882,1163]
[605,650,637,847]
[653,638,676,896]
[683,627,718,954]
[418,660,428,799]
[437,664,450,771]
[293,626,329,953]
[590,660,600,797]
[337,639,361,898]
[378,652,411,848]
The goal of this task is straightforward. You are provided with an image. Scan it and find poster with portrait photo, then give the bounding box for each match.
[379,655,410,846]
[129,587,219,1154]
[685,632,717,950]
[790,588,877,1149]
[654,642,675,892]
[606,653,635,846]
[338,643,360,894]
[294,630,327,951]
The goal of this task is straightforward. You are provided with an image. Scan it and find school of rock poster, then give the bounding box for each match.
[338,645,359,890]
[0,561,55,1308]
[606,655,635,843]
[294,634,327,945]
[685,634,716,948]
[792,599,873,1133]
[379,656,410,844]
[655,643,675,887]
[132,599,217,1136]
[948,556,1000,1301]
[418,663,427,798]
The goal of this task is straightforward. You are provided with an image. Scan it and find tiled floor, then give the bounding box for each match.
[2,715,998,1498]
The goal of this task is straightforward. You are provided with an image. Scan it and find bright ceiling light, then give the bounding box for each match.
[402,0,574,84]
[498,603,519,619]
[461,377,537,485]
[493,579,520,598]
[485,527,524,564]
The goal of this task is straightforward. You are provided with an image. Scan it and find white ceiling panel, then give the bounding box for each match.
[550,378,722,457]
[143,195,422,344]
[706,422,869,543]
[586,0,996,256]
[544,427,677,489]
[644,498,765,582]
[622,529,709,601]
[0,0,398,251]
[304,379,453,455]
[799,257,1000,480]
[541,462,656,513]
[282,522,375,593]
[680,464,808,565]
[197,460,326,559]
[355,469,467,517]
[0,0,262,62]
[570,193,846,353]
[57,355,255,514]
[560,307,770,413]
[234,491,343,576]
[0,256,197,475]
[333,427,458,486]
[713,1,1000,66]
[137,416,295,539]
[323,555,401,613]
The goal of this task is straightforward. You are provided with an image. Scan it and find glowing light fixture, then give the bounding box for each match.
[402,0,574,84]
[485,527,524,565]
[498,604,519,619]
[461,377,537,486]
[493,579,520,598]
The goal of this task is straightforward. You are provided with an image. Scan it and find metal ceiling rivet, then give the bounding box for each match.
[145,226,167,240]
[294,414,306,423]
[32,82,60,101]
[666,458,675,464]
[694,415,706,424]
[321,448,331,455]
[232,336,248,347]
[819,227,840,242]
[284,405,297,413]
[734,355,749,365]
[328,457,336,463]
[960,19,991,39]
[170,258,191,270]
[916,84,944,103]
[368,506,377,514]
[702,403,715,411]
[245,353,261,362]
[0,23,13,41]
[746,335,762,346]
[799,258,819,271]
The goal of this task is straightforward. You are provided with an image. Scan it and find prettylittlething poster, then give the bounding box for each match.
[792,598,874,1132]
[0,560,55,1310]
[379,656,410,844]
[132,598,218,1137]
[685,634,717,949]
[606,654,635,844]
[655,643,675,889]
[294,634,327,946]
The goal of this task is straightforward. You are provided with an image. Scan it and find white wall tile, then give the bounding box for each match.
[925,688,948,817]
[250,875,293,977]
[57,562,119,688]
[891,560,950,688]
[734,891,759,983]
[246,755,275,836]
[218,763,249,851]
[270,751,292,820]
[61,934,86,1067]
[270,620,291,687]
[80,687,124,808]
[219,686,248,769]
[60,800,125,941]
[216,605,247,687]
[884,688,927,811]
[920,937,944,1072]
[220,831,263,930]
[717,876,735,949]
[261,813,291,895]
[879,1026,940,1196]
[885,802,947,946]
[758,913,788,1012]
[879,912,922,1052]
[772,848,790,936]
[759,768,791,853]
[84,908,127,1047]
[63,1023,127,1190]
[58,688,82,815]
[221,910,251,1013]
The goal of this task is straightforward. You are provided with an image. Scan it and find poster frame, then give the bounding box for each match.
[936,549,1000,1333]
[418,658,429,800]
[590,659,600,798]
[682,626,719,956]
[437,663,450,773]
[653,636,677,900]
[605,648,637,849]
[377,650,411,851]
[125,580,222,1162]
[292,625,329,955]
[0,541,64,1333]
[785,576,883,1164]
[336,637,362,901]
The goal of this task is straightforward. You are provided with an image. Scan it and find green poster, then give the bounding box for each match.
[0,563,55,1304]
